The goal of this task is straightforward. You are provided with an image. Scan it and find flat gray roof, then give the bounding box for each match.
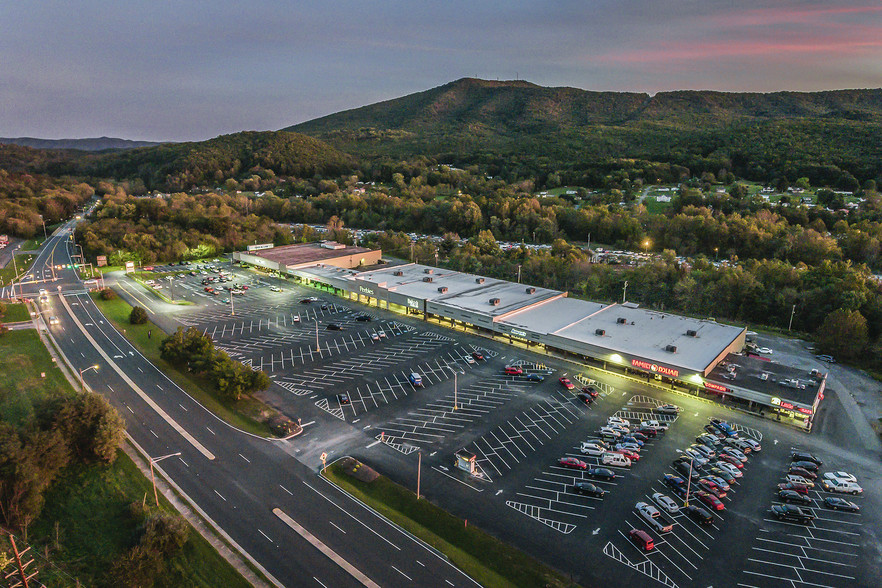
[498,297,607,334]
[554,305,744,372]
[706,354,823,406]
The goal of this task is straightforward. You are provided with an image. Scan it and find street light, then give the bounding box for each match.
[444,365,465,411]
[643,239,651,254]
[38,214,47,240]
[78,364,99,390]
[622,280,628,303]
[166,276,175,301]
[149,452,182,506]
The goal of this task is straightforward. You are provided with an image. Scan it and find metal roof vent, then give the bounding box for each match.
[525,287,536,294]
[437,286,448,293]
[423,276,433,282]
[393,270,403,276]
[489,298,500,306]
[476,278,485,284]
[665,345,678,353]
[595,329,606,336]
[616,317,627,324]
[686,329,698,337]
[424,268,433,274]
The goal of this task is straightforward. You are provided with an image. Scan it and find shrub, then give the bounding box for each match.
[129,306,148,325]
[99,288,116,300]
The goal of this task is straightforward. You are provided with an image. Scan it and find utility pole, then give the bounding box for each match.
[315,320,320,354]
[417,451,422,500]
[11,254,20,298]
[230,291,235,316]
[516,264,521,284]
[622,280,628,303]
[788,304,796,331]
[7,534,38,588]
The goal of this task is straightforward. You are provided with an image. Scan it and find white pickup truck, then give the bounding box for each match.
[636,501,674,533]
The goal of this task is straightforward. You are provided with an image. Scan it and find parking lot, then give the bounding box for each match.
[122,262,880,588]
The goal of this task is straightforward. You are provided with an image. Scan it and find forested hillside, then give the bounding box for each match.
[287,78,882,188]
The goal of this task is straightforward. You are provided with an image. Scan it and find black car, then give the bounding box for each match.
[823,497,859,512]
[630,432,648,443]
[586,467,616,481]
[326,323,343,331]
[673,460,701,480]
[771,504,814,524]
[355,315,372,322]
[577,393,594,404]
[320,304,329,310]
[683,504,714,525]
[791,460,819,472]
[788,466,817,480]
[300,298,313,304]
[636,427,658,438]
[580,386,599,398]
[572,482,606,498]
[336,394,350,405]
[778,489,812,505]
[790,452,822,466]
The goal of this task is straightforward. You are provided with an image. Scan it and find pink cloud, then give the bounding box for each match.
[709,4,882,27]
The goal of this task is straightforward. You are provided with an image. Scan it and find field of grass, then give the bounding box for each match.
[324,459,575,588]
[91,292,274,437]
[0,329,74,427]
[20,236,47,251]
[0,252,36,284]
[0,329,249,588]
[1,302,32,322]
[642,196,672,214]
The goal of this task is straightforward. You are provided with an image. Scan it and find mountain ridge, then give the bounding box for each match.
[0,136,163,151]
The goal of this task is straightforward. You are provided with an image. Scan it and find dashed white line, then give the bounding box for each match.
[280,484,293,495]
[150,429,158,438]
[206,426,215,435]
[239,453,251,463]
[179,403,188,411]
[329,521,346,534]
[391,565,412,581]
[258,529,273,542]
[179,457,189,467]
[214,489,226,501]
[126,405,134,414]
[313,577,329,588]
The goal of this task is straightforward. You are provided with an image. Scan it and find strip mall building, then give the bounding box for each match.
[235,243,825,429]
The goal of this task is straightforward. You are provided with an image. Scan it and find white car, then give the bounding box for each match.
[823,472,858,484]
[652,493,680,514]
[378,331,387,339]
[615,442,641,453]
[821,479,862,495]
[48,316,59,325]
[715,461,743,478]
[654,404,681,414]
[757,347,773,354]
[608,416,631,427]
[371,333,380,342]
[608,423,630,435]
[598,426,622,438]
[292,315,301,323]
[580,442,606,456]
[270,286,281,292]
[740,438,762,452]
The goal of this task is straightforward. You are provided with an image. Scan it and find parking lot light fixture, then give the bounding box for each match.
[78,364,99,390]
[149,452,182,506]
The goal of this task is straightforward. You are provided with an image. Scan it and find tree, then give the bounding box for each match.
[130,306,148,325]
[99,287,117,300]
[816,309,868,360]
[54,393,125,463]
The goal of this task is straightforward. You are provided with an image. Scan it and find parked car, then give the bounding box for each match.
[791,451,822,466]
[820,478,863,495]
[694,490,725,511]
[336,394,350,405]
[823,497,860,512]
[771,504,814,524]
[572,482,606,498]
[778,489,812,505]
[524,373,544,382]
[576,393,594,404]
[715,461,743,479]
[586,467,616,481]
[326,323,343,330]
[580,386,599,398]
[704,475,730,492]
[504,366,523,376]
[558,457,588,470]
[824,471,857,484]
[558,377,575,390]
[792,460,819,472]
[652,493,680,514]
[720,447,747,463]
[608,416,631,428]
[683,504,714,525]
[717,453,744,469]
[777,482,810,495]
[355,315,372,322]
[697,478,727,498]
[708,467,736,485]
[628,529,654,551]
[654,404,681,415]
[579,442,607,456]
[471,351,485,361]
[816,355,835,363]
[788,466,817,480]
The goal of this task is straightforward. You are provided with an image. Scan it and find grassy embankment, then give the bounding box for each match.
[1,302,32,322]
[324,458,577,588]
[91,292,276,437]
[0,329,250,588]
[0,253,36,285]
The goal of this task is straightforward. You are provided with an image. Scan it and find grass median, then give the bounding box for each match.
[1,301,32,322]
[324,458,576,588]
[91,292,276,437]
[0,329,250,588]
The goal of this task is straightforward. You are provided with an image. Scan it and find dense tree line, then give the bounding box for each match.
[0,169,93,237]
[160,327,270,400]
[0,393,125,531]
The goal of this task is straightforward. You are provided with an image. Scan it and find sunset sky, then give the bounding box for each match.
[2,1,880,141]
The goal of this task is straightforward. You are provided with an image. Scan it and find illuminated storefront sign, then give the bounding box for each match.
[797,407,813,415]
[631,359,679,378]
[510,329,528,338]
[358,285,374,296]
[406,298,420,309]
[704,381,729,393]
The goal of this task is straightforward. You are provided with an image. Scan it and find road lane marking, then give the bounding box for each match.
[279,484,293,495]
[57,295,216,460]
[214,489,226,501]
[239,453,251,463]
[391,565,412,581]
[329,521,346,534]
[258,529,273,542]
[273,507,381,588]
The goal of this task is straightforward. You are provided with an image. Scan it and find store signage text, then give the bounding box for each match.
[704,381,729,393]
[406,298,420,309]
[359,286,374,295]
[510,329,528,338]
[631,359,679,378]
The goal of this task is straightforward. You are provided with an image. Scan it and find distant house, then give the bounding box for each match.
[656,195,672,203]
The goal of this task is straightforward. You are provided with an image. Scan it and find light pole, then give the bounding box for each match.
[643,238,651,255]
[681,451,694,507]
[516,264,522,284]
[149,452,182,507]
[444,366,464,411]
[230,290,235,316]
[78,364,99,390]
[11,254,20,297]
[788,304,796,331]
[39,214,47,240]
[166,276,174,301]
[622,280,628,303]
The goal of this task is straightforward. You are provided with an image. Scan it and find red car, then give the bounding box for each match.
[580,386,599,398]
[697,478,727,498]
[613,449,640,462]
[558,457,588,470]
[204,287,215,292]
[694,490,725,511]
[559,377,575,390]
[504,366,523,376]
[777,482,810,495]
[717,454,743,468]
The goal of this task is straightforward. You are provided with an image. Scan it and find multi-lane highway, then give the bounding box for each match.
[18,220,478,588]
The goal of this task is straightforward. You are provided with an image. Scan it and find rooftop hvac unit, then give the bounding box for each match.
[686,329,698,337]
[437,286,448,293]
[525,287,536,294]
[424,268,433,274]
[616,317,627,324]
[423,276,433,282]
[595,329,606,336]
[665,345,678,353]
[393,270,403,276]
[475,278,485,284]
[489,298,500,306]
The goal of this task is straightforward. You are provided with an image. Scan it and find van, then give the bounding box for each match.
[628,529,654,551]
[408,373,423,387]
[785,474,814,488]
[602,452,631,468]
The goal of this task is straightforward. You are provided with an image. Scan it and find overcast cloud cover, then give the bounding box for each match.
[2,0,880,141]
